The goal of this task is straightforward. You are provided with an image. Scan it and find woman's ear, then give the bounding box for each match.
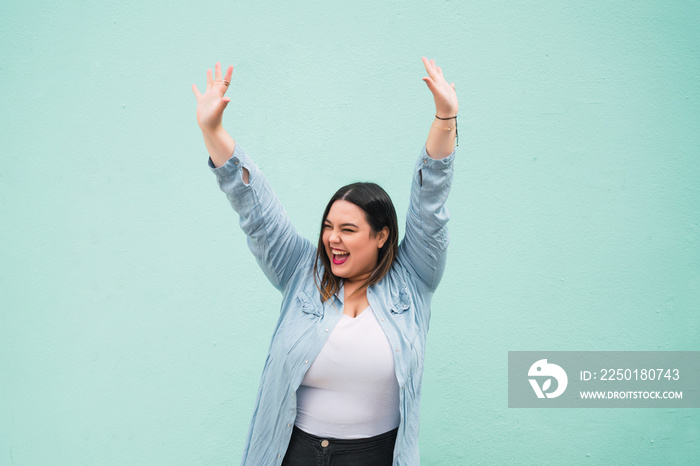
[377,227,390,248]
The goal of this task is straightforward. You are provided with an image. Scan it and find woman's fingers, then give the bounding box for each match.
[422,56,436,79]
[430,59,437,76]
[220,65,234,94]
[422,56,447,83]
[196,63,233,103]
[421,57,458,116]
[192,83,202,99]
[193,63,234,130]
[209,62,234,94]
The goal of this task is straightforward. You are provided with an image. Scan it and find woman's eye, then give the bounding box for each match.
[342,229,355,233]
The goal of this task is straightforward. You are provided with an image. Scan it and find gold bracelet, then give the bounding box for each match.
[434,113,459,147]
[432,123,454,131]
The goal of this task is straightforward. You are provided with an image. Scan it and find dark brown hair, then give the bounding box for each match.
[313,182,399,302]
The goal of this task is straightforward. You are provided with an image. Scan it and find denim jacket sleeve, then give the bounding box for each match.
[207,143,315,292]
[398,143,456,291]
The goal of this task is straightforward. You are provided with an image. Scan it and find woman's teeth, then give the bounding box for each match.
[332,249,349,264]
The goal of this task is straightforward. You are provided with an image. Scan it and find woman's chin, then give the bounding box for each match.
[330,264,349,277]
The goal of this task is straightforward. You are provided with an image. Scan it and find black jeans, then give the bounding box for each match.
[282,425,398,466]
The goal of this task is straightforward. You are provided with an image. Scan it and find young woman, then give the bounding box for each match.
[192,57,458,466]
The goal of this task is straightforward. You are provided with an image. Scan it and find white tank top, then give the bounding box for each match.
[295,306,401,439]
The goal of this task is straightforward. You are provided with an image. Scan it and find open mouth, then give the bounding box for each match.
[331,248,349,265]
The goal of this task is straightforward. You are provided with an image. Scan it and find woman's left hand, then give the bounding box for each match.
[421,57,458,118]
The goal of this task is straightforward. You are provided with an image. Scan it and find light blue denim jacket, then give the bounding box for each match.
[208,142,455,466]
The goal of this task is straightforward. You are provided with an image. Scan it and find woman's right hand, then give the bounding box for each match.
[192,62,234,132]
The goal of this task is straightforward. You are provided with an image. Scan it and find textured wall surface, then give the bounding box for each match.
[1,0,698,464]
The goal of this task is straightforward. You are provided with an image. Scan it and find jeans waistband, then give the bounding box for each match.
[291,425,398,448]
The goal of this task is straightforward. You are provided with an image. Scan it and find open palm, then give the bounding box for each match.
[421,57,458,118]
[192,62,234,131]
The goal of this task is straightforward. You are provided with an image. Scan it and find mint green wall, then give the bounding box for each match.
[1,0,698,464]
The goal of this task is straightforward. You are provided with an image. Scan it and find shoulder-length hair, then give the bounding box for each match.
[313,182,399,302]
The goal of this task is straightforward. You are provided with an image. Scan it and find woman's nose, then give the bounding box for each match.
[329,229,340,243]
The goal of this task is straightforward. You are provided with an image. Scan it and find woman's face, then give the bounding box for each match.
[323,200,388,284]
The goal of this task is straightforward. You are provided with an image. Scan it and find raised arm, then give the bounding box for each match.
[398,57,458,291]
[193,63,314,291]
[192,62,241,173]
